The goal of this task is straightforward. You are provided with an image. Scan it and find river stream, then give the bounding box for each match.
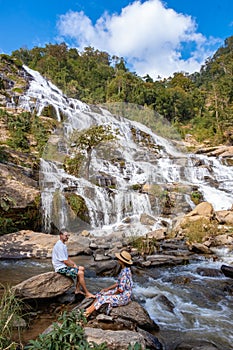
[1,249,233,350]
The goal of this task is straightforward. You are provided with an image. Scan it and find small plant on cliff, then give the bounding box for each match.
[0,195,16,211]
[25,310,109,350]
[64,152,85,177]
[190,190,203,205]
[0,284,24,350]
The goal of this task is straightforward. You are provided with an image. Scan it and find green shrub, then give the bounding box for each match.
[130,235,158,255]
[183,218,219,243]
[31,116,52,156]
[131,184,142,191]
[0,195,16,211]
[25,310,108,350]
[190,190,203,205]
[64,153,85,177]
[0,284,25,350]
[6,111,31,151]
[0,146,8,162]
[0,217,18,235]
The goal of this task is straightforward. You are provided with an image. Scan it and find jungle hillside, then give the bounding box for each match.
[9,35,233,146]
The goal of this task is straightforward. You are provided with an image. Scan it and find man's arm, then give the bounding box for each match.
[63,257,78,268]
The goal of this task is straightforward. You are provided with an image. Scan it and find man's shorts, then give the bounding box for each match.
[57,266,79,280]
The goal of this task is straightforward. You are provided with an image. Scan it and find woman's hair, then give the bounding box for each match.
[124,262,132,268]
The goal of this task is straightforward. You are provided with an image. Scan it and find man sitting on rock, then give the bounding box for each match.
[52,230,95,298]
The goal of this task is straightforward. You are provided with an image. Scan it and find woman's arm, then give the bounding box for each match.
[101,282,118,292]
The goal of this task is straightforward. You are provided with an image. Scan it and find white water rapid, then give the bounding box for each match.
[18,66,233,235]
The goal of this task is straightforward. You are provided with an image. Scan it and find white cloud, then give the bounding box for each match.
[57,0,218,78]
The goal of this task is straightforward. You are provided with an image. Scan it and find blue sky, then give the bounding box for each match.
[0,0,232,78]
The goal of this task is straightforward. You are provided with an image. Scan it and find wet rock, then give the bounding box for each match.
[154,294,175,313]
[140,213,157,225]
[196,267,223,278]
[221,264,233,279]
[175,339,220,350]
[144,254,190,267]
[93,260,119,276]
[189,243,212,254]
[137,328,163,350]
[110,301,159,332]
[94,252,112,261]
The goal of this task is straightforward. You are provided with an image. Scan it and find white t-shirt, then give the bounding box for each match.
[52,239,68,272]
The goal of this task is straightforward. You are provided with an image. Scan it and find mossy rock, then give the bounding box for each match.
[65,193,90,224]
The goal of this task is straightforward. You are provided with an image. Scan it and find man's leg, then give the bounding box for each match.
[76,266,95,298]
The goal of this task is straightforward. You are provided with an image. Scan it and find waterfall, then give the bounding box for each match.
[20,66,233,234]
[185,155,233,210]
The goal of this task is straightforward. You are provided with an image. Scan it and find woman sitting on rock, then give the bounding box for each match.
[84,250,133,318]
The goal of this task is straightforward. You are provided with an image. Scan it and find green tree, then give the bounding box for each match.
[70,125,117,179]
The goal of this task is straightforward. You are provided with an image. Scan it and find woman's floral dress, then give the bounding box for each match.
[94,267,133,314]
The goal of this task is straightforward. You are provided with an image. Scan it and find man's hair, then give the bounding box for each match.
[60,228,67,235]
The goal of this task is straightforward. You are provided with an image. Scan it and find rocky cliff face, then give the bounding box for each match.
[0,55,57,234]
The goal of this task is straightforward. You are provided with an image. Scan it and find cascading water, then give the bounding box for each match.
[185,155,233,210]
[133,257,233,349]
[18,65,233,235]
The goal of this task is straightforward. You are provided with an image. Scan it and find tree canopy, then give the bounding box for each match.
[10,35,233,144]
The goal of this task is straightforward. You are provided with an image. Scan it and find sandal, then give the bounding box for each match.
[83,311,90,319]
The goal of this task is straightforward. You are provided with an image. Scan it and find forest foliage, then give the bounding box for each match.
[8,36,233,144]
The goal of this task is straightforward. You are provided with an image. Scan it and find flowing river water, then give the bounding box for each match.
[1,249,233,350]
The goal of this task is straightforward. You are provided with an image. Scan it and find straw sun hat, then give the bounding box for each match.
[115,250,133,265]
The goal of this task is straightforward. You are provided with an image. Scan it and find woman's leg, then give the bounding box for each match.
[84,300,96,318]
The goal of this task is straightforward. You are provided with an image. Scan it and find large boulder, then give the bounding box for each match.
[12,271,73,298]
[185,202,214,219]
[74,299,160,334]
[0,230,91,258]
[84,327,163,350]
[0,230,57,258]
[215,210,233,225]
[72,299,162,349]
[110,301,159,332]
[84,327,147,350]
